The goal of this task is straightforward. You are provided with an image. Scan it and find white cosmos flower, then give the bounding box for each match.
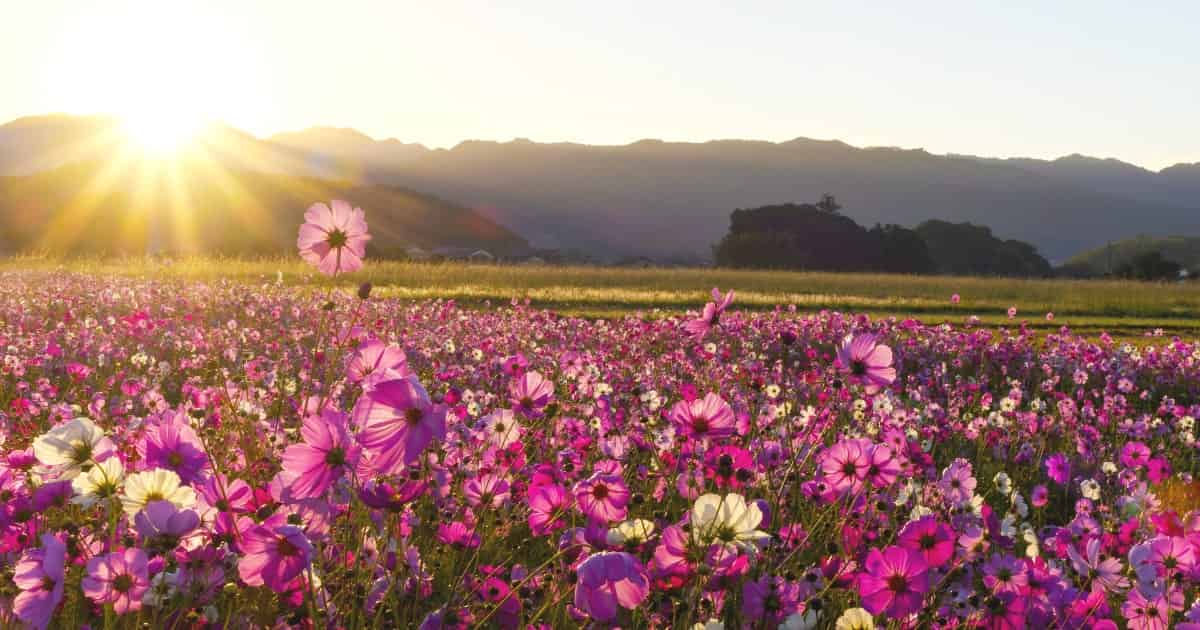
[781,610,820,630]
[834,608,875,630]
[1080,478,1101,501]
[33,417,113,479]
[121,468,196,516]
[71,457,125,507]
[692,621,724,630]
[606,519,655,547]
[690,493,770,549]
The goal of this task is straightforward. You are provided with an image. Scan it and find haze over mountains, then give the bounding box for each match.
[3,114,1198,263]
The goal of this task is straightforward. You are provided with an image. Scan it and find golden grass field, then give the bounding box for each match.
[4,255,1199,339]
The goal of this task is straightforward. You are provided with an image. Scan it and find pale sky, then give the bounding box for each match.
[4,0,1197,169]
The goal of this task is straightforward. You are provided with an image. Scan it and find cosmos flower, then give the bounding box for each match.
[897,516,955,568]
[297,200,371,276]
[354,375,447,475]
[237,524,314,592]
[32,417,115,479]
[12,534,67,630]
[683,287,735,340]
[134,500,201,552]
[834,608,875,630]
[138,414,209,484]
[835,334,896,395]
[607,519,656,548]
[120,468,197,516]
[509,370,554,417]
[527,484,570,536]
[280,409,361,499]
[82,548,150,614]
[690,493,770,549]
[347,338,410,384]
[573,551,650,622]
[669,393,736,441]
[574,472,630,523]
[857,545,929,617]
[1069,538,1131,593]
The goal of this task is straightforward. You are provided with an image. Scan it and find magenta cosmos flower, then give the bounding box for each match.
[238,524,314,592]
[683,287,735,340]
[138,414,209,484]
[573,551,650,622]
[297,199,371,276]
[836,333,896,394]
[858,545,930,617]
[897,516,955,568]
[13,534,66,630]
[280,409,362,499]
[669,392,736,441]
[509,370,554,417]
[82,548,150,615]
[354,375,446,475]
[574,472,630,523]
[528,484,570,536]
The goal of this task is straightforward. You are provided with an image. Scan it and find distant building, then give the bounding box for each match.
[468,249,495,263]
[405,246,432,261]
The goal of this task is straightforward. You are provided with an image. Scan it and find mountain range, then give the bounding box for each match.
[3,114,1198,263]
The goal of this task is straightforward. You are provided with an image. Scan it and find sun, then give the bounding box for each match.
[47,2,269,158]
[120,110,206,156]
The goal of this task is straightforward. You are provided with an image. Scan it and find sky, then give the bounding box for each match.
[4,0,1197,169]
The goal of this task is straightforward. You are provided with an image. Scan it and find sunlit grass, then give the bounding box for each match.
[3,255,1198,340]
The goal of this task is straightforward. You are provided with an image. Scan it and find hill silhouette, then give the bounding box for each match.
[0,157,528,257]
[263,131,1200,262]
[1061,235,1200,277]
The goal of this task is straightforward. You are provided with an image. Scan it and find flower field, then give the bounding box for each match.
[3,203,1200,628]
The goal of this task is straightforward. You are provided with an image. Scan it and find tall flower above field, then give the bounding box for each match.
[684,287,735,340]
[835,333,896,395]
[297,200,371,276]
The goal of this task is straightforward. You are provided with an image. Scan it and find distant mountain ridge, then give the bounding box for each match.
[0,117,528,257]
[2,115,1199,262]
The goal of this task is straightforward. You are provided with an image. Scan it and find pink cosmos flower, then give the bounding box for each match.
[835,333,896,394]
[897,516,955,568]
[347,339,409,384]
[951,293,961,304]
[280,409,362,500]
[12,534,66,630]
[82,548,150,614]
[819,438,871,495]
[528,484,570,536]
[1122,587,1176,630]
[510,370,554,417]
[982,553,1029,596]
[858,545,929,617]
[354,375,447,475]
[940,458,977,504]
[1068,538,1130,593]
[683,287,735,340]
[669,392,736,441]
[297,200,371,276]
[574,472,630,523]
[138,413,210,484]
[237,524,314,592]
[1045,453,1071,485]
[134,500,201,552]
[463,473,511,508]
[573,551,650,622]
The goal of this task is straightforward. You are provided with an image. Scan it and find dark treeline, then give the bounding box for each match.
[714,198,1052,276]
